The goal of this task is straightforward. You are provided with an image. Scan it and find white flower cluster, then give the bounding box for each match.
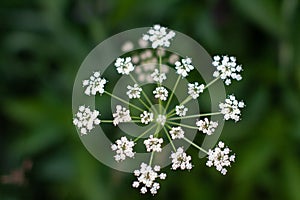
[212,55,243,85]
[175,57,194,77]
[127,84,142,99]
[156,114,166,126]
[140,111,154,124]
[113,105,132,126]
[142,24,176,49]
[151,69,166,83]
[115,57,135,75]
[73,105,100,135]
[206,141,235,175]
[170,147,193,170]
[188,82,205,99]
[153,86,168,101]
[169,127,185,139]
[219,95,245,121]
[132,163,166,195]
[73,24,246,196]
[111,136,135,162]
[196,118,218,135]
[175,105,188,117]
[82,71,107,96]
[144,135,163,152]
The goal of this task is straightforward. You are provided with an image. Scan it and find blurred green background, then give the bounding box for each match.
[1,0,300,199]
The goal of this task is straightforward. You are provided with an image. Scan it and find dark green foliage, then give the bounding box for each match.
[1,0,300,199]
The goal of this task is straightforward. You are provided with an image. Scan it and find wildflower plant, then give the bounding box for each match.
[72,25,245,195]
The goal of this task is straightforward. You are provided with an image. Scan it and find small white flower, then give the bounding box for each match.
[156,115,166,126]
[206,141,235,175]
[144,135,163,152]
[140,111,154,124]
[143,24,176,49]
[73,105,101,136]
[170,147,193,170]
[169,127,185,139]
[112,105,132,126]
[111,136,135,162]
[188,82,205,99]
[115,57,135,75]
[151,69,166,83]
[196,118,218,135]
[153,86,168,101]
[175,57,194,77]
[219,94,245,121]
[175,105,188,117]
[212,55,243,85]
[132,162,166,195]
[82,71,107,96]
[126,84,142,99]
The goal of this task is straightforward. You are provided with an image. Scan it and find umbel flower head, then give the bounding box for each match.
[82,71,107,96]
[73,105,100,135]
[196,118,218,135]
[206,141,235,175]
[212,55,243,85]
[175,57,194,77]
[111,136,135,162]
[132,163,166,195]
[219,95,245,121]
[113,105,132,126]
[73,24,245,196]
[115,57,135,75]
[142,24,176,49]
[170,147,193,170]
[127,84,142,99]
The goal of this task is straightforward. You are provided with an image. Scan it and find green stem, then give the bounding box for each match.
[105,91,144,112]
[149,151,155,166]
[163,126,176,151]
[134,124,156,142]
[167,121,199,130]
[165,75,181,112]
[168,112,222,121]
[129,74,157,114]
[183,137,208,154]
[204,76,220,89]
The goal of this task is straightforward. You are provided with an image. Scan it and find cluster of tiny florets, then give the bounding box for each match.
[206,141,235,175]
[142,24,176,49]
[153,86,168,101]
[175,57,194,77]
[175,105,188,117]
[196,118,218,135]
[170,147,193,170]
[151,69,167,83]
[188,82,205,99]
[113,105,132,126]
[144,135,163,152]
[115,57,135,75]
[111,136,135,162]
[169,127,185,139]
[132,163,166,195]
[82,71,107,96]
[73,105,100,135]
[219,95,245,121]
[140,111,154,124]
[212,55,243,85]
[156,115,166,126]
[127,84,142,99]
